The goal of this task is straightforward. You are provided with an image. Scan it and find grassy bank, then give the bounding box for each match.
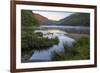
[51,36,90,61]
[21,31,59,51]
[21,30,59,62]
[66,33,89,40]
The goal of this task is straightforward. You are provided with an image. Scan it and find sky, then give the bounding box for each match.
[32,10,74,21]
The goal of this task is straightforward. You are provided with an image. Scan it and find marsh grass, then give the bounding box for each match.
[51,36,90,61]
[21,31,59,52]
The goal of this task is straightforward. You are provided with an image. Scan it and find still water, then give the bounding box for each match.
[29,29,75,61]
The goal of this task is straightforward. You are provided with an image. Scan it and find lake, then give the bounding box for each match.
[22,25,89,62]
[22,25,90,34]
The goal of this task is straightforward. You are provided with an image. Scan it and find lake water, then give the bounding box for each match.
[40,25,89,29]
[29,29,75,61]
[22,25,90,34]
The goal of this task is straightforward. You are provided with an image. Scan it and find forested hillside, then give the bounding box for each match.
[21,10,39,27]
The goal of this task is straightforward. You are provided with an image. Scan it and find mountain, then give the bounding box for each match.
[58,13,90,26]
[33,13,60,25]
[21,10,39,27]
[32,12,90,26]
[33,13,48,22]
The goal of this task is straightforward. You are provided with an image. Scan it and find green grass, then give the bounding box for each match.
[51,36,90,61]
[21,31,59,52]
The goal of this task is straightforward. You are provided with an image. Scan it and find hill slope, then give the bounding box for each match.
[58,13,90,26]
[33,13,48,24]
[21,10,39,27]
[33,13,57,25]
[21,10,90,26]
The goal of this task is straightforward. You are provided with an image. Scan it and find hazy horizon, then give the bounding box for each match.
[32,10,74,21]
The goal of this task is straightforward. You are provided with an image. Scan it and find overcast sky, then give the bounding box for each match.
[33,10,74,21]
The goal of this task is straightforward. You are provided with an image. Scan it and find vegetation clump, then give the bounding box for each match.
[21,31,59,52]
